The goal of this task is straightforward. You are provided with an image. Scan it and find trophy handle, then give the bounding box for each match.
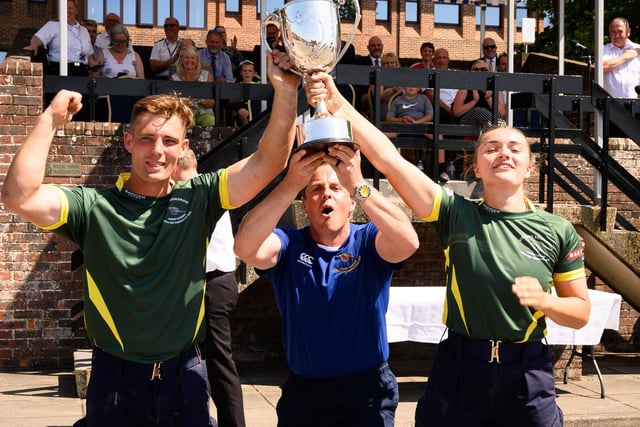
[262,13,281,54]
[334,0,361,64]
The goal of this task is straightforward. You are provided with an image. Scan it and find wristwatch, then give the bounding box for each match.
[352,182,372,202]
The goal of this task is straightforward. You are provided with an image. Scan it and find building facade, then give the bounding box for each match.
[1,0,539,63]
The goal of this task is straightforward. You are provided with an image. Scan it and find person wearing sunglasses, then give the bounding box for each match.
[150,17,182,79]
[479,38,499,72]
[93,24,144,79]
[451,60,506,128]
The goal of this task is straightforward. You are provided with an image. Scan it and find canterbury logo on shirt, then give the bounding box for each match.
[297,252,314,267]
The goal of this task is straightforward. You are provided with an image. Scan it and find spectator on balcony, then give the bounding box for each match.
[304,72,590,427]
[364,51,403,121]
[252,23,284,76]
[452,60,506,128]
[232,59,260,127]
[95,13,122,51]
[603,17,640,98]
[410,42,435,70]
[214,25,243,70]
[83,19,98,47]
[150,17,183,79]
[479,38,499,72]
[2,49,299,427]
[24,0,96,77]
[171,45,216,127]
[497,52,509,72]
[93,25,144,79]
[424,48,458,124]
[199,29,234,83]
[385,85,433,138]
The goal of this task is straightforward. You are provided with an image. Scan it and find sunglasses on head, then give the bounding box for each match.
[483,44,497,49]
[208,29,224,34]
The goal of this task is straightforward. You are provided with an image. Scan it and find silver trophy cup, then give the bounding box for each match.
[263,0,361,152]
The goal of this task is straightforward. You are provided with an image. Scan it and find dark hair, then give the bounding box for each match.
[420,42,435,52]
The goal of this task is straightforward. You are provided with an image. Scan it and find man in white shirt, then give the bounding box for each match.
[603,17,640,98]
[150,17,183,79]
[94,13,121,50]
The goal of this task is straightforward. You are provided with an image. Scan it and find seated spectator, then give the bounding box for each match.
[93,25,144,79]
[199,29,233,83]
[232,59,260,126]
[364,52,403,121]
[83,19,98,47]
[214,25,243,69]
[93,24,144,123]
[497,52,508,72]
[385,85,434,138]
[452,60,506,128]
[252,23,284,75]
[170,45,216,127]
[410,42,435,69]
[95,13,122,51]
[424,48,458,124]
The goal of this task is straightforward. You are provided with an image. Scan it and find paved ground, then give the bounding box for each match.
[1,353,639,427]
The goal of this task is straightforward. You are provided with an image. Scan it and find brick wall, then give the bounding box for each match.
[0,56,638,379]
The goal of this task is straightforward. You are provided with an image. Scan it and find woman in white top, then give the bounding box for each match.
[23,0,95,76]
[93,24,144,79]
[170,46,216,127]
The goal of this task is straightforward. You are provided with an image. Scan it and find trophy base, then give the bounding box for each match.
[294,138,359,154]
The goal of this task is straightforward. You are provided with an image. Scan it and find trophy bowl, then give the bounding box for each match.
[263,0,361,153]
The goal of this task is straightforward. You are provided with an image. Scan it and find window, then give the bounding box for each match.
[516,3,528,28]
[476,5,501,27]
[226,0,240,14]
[376,0,389,21]
[257,0,284,14]
[87,0,206,28]
[434,4,459,25]
[406,0,418,24]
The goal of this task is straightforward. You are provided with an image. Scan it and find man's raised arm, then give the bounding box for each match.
[2,90,83,227]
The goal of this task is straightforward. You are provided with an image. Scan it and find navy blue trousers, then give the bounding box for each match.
[415,331,563,427]
[276,362,398,427]
[74,346,217,427]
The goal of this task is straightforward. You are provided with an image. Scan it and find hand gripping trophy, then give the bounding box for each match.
[263,0,361,152]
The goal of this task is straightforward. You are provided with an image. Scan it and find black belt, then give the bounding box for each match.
[92,344,202,381]
[445,330,544,364]
[206,270,233,281]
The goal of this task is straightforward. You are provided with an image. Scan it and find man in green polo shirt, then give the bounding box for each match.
[2,50,298,427]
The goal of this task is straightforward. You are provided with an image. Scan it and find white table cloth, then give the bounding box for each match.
[386,286,621,345]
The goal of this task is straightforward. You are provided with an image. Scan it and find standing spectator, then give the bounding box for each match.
[173,149,246,427]
[171,45,216,127]
[303,72,590,427]
[23,0,95,76]
[452,60,506,127]
[425,48,458,124]
[95,13,122,51]
[234,146,419,427]
[199,29,234,83]
[215,25,243,70]
[603,17,640,98]
[2,49,299,427]
[150,17,183,79]
[252,23,284,75]
[480,37,499,72]
[410,42,435,70]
